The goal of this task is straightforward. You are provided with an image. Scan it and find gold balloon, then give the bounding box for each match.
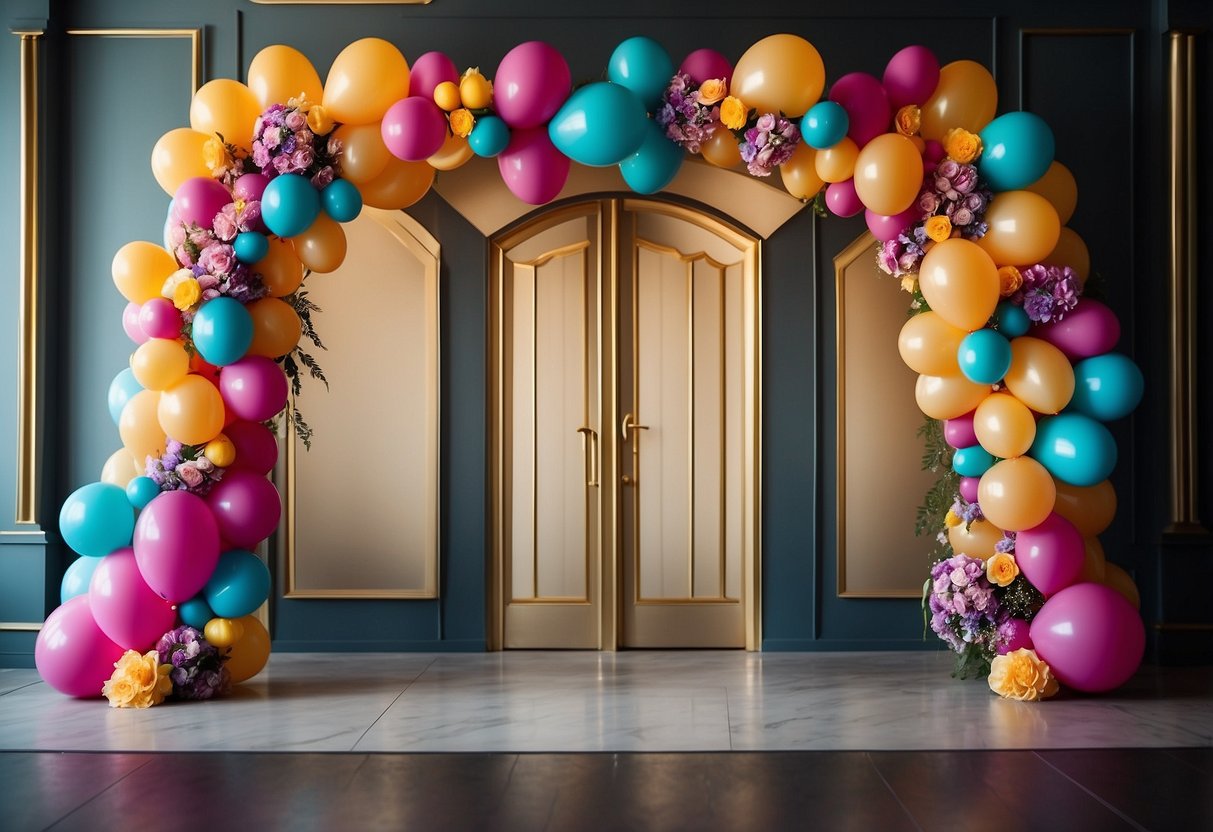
[256,237,305,297]
[293,214,347,273]
[915,373,991,420]
[920,60,998,141]
[100,448,141,488]
[189,79,261,150]
[130,338,190,391]
[1003,337,1075,414]
[917,238,1000,331]
[779,141,823,200]
[814,137,858,184]
[112,241,179,304]
[204,616,244,649]
[246,297,302,358]
[976,191,1061,267]
[322,37,411,126]
[428,132,475,171]
[158,375,226,446]
[1102,562,1140,609]
[1053,478,1117,536]
[358,155,436,210]
[948,518,1005,558]
[701,127,741,169]
[1080,536,1107,582]
[977,456,1056,531]
[150,128,212,196]
[1042,226,1090,284]
[333,122,393,184]
[897,311,966,376]
[225,614,271,684]
[973,392,1037,459]
[852,133,924,216]
[247,44,323,109]
[731,34,825,118]
[119,389,166,463]
[1024,161,1077,225]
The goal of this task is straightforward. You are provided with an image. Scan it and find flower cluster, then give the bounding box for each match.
[102,650,173,708]
[738,113,801,177]
[155,626,230,701]
[1008,263,1082,323]
[878,225,929,283]
[167,205,268,315]
[919,159,992,240]
[927,554,1007,655]
[146,439,225,496]
[656,73,724,153]
[251,96,340,188]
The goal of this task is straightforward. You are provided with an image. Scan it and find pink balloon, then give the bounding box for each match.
[679,48,733,86]
[219,355,288,422]
[498,126,571,205]
[883,45,941,109]
[1033,299,1121,361]
[207,469,282,548]
[828,72,892,147]
[958,476,980,503]
[996,618,1033,655]
[382,96,448,162]
[1030,582,1145,693]
[1016,512,1085,597]
[233,172,269,204]
[174,176,232,229]
[123,302,148,345]
[35,596,126,698]
[134,491,221,602]
[494,41,572,129]
[225,420,279,474]
[409,51,459,99]
[865,206,921,242]
[138,298,183,340]
[944,412,978,448]
[825,180,863,217]
[88,547,177,650]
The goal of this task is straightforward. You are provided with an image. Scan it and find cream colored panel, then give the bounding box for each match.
[724,263,744,601]
[691,260,723,599]
[509,266,537,600]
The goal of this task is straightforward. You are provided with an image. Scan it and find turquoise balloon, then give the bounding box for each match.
[322,179,363,223]
[620,118,683,194]
[1031,413,1117,486]
[178,595,214,629]
[994,301,1031,338]
[60,556,101,604]
[801,102,849,150]
[126,476,160,510]
[548,82,648,167]
[192,296,254,367]
[261,172,320,238]
[978,111,1055,192]
[953,444,996,477]
[469,115,510,158]
[204,549,271,619]
[233,231,269,264]
[957,328,1012,384]
[59,482,135,557]
[107,367,144,426]
[607,36,675,112]
[1069,353,1144,422]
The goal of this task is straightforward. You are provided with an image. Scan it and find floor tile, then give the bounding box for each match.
[0,751,153,831]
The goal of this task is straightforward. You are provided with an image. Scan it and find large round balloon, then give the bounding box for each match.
[914,373,991,421]
[35,596,125,698]
[917,238,1000,331]
[408,51,459,99]
[828,72,891,148]
[973,391,1036,459]
[494,41,572,129]
[130,338,189,392]
[381,96,448,162]
[620,117,683,194]
[731,34,825,118]
[225,420,280,475]
[1031,413,1118,486]
[261,173,321,238]
[976,191,1061,267]
[1032,298,1120,361]
[1004,337,1074,414]
[89,547,177,650]
[61,555,102,604]
[920,60,998,141]
[204,549,272,619]
[108,367,145,427]
[219,355,289,422]
[174,176,233,230]
[189,78,260,150]
[150,127,212,196]
[897,311,966,376]
[248,44,323,109]
[192,296,254,367]
[1015,512,1084,597]
[498,126,570,205]
[1068,353,1144,422]
[322,37,411,126]
[978,456,1056,531]
[133,491,221,602]
[549,82,647,167]
[112,241,179,305]
[1030,582,1145,693]
[607,36,675,112]
[852,133,923,215]
[952,444,995,478]
[207,470,282,548]
[883,45,941,109]
[158,375,226,446]
[979,111,1055,193]
[225,614,271,684]
[246,296,303,358]
[59,482,135,558]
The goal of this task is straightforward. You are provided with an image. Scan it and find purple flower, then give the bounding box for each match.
[1023,292,1056,322]
[937,159,960,180]
[951,207,974,227]
[952,164,978,194]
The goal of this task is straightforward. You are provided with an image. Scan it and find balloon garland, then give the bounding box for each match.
[37,34,1145,705]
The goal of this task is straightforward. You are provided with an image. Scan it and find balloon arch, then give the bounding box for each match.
[40,34,1145,707]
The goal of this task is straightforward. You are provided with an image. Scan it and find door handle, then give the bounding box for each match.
[621,412,649,442]
[576,426,599,487]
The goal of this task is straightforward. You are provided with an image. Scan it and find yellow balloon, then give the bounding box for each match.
[1042,226,1090,284]
[701,127,741,169]
[973,392,1037,459]
[1102,562,1140,609]
[247,44,323,109]
[917,238,1000,331]
[112,241,179,304]
[976,191,1061,267]
[433,80,461,112]
[256,237,304,297]
[358,155,435,210]
[189,79,261,150]
[779,141,823,199]
[921,60,998,141]
[100,448,142,488]
[1024,161,1077,225]
[150,128,212,197]
[158,375,226,445]
[293,214,347,273]
[204,616,244,649]
[948,518,1005,558]
[247,297,302,358]
[853,133,924,216]
[225,614,271,684]
[1080,536,1107,582]
[204,433,236,468]
[323,37,411,126]
[119,389,166,464]
[130,338,189,391]
[977,457,1056,531]
[915,373,991,420]
[731,34,825,118]
[333,122,393,184]
[1052,479,1117,536]
[1003,337,1075,414]
[428,132,475,171]
[897,311,966,376]
[814,137,858,184]
[459,71,493,110]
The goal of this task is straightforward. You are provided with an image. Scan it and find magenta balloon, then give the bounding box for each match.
[133,491,221,602]
[678,48,734,86]
[923,140,946,164]
[409,51,459,99]
[35,596,126,698]
[494,41,572,129]
[882,45,941,109]
[225,420,279,474]
[207,469,282,548]
[1030,582,1145,693]
[996,618,1033,655]
[138,298,183,340]
[1033,299,1121,361]
[233,172,269,203]
[1016,512,1085,597]
[944,412,978,448]
[828,72,892,147]
[174,176,232,228]
[219,355,288,422]
[865,206,921,242]
[381,96,448,162]
[497,126,571,205]
[88,547,176,650]
[123,302,148,345]
[958,476,980,503]
[825,180,863,217]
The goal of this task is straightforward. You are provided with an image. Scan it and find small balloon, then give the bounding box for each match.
[828,72,892,148]
[108,368,145,427]
[207,470,282,549]
[158,375,227,446]
[1069,353,1144,422]
[944,412,979,449]
[493,41,572,129]
[801,101,850,150]
[261,173,321,238]
[322,37,410,126]
[952,444,995,478]
[61,556,102,604]
[883,45,941,109]
[225,614,271,684]
[993,301,1031,338]
[978,456,1056,531]
[1016,512,1085,597]
[1053,478,1117,536]
[498,126,571,205]
[824,180,863,217]
[1031,413,1118,486]
[678,48,732,86]
[204,549,272,619]
[979,111,1056,193]
[1033,298,1121,361]
[233,231,269,265]
[897,311,966,376]
[59,482,135,558]
[192,296,255,367]
[957,328,1012,385]
[381,96,448,162]
[619,118,683,194]
[220,356,289,422]
[607,36,675,112]
[178,595,215,629]
[973,392,1037,459]
[407,51,459,100]
[469,115,511,158]
[226,421,280,475]
[1004,337,1075,414]
[126,476,160,510]
[138,298,183,341]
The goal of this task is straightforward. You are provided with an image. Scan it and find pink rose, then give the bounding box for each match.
[285,110,307,132]
[263,130,281,150]
[952,165,978,194]
[291,146,314,171]
[273,155,292,174]
[197,273,220,291]
[195,457,214,473]
[212,211,238,242]
[189,228,215,249]
[310,166,335,189]
[919,192,940,214]
[199,244,235,276]
[201,288,221,302]
[176,462,204,488]
[252,145,272,169]
[327,136,343,157]
[755,113,776,132]
[175,244,194,267]
[297,128,313,146]
[950,566,970,588]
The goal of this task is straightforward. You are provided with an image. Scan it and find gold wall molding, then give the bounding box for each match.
[65,29,202,92]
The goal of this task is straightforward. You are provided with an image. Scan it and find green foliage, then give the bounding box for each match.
[915,416,959,542]
[275,283,329,451]
[952,642,993,680]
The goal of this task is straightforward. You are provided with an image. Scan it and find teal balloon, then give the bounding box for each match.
[607,36,675,112]
[192,296,254,367]
[59,482,135,557]
[60,556,101,604]
[548,82,648,167]
[1069,353,1144,422]
[261,172,320,238]
[953,444,996,477]
[233,231,269,264]
[469,115,510,158]
[322,179,363,223]
[1031,413,1117,486]
[107,367,144,426]
[620,118,683,194]
[957,328,1012,384]
[204,549,271,618]
[178,595,214,629]
[978,111,1055,192]
[994,301,1031,338]
[126,476,160,510]
[801,101,849,150]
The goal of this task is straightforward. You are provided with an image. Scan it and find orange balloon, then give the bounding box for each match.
[976,191,1061,267]
[130,338,190,391]
[814,137,858,183]
[333,122,393,184]
[119,389,166,463]
[358,155,436,210]
[203,616,244,649]
[189,79,261,150]
[293,214,347,273]
[100,448,142,488]
[853,133,924,216]
[897,311,966,376]
[323,37,410,126]
[1003,337,1075,414]
[701,127,741,169]
[247,297,302,358]
[1102,562,1140,609]
[1052,479,1117,536]
[731,34,825,118]
[780,141,823,199]
[1024,161,1077,225]
[1042,226,1090,284]
[255,237,305,297]
[948,518,1005,558]
[247,44,324,109]
[1080,536,1107,582]
[915,373,991,420]
[920,60,998,141]
[973,392,1037,459]
[978,457,1056,531]
[158,374,226,445]
[150,128,212,196]
[917,238,1000,331]
[204,434,236,468]
[225,614,271,683]
[112,241,179,304]
[428,132,475,171]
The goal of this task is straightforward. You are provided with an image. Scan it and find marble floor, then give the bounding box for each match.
[2,650,1210,753]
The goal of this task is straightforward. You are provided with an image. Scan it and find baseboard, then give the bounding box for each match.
[269,638,487,653]
[761,638,940,652]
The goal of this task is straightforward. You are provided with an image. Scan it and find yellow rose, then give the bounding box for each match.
[698,78,727,106]
[895,105,921,136]
[449,108,475,139]
[900,275,918,294]
[173,277,202,311]
[720,96,748,131]
[103,650,172,708]
[944,127,983,164]
[925,215,953,242]
[944,510,962,528]
[203,137,231,176]
[988,648,1060,701]
[986,552,1020,587]
[306,104,334,136]
[162,268,193,300]
[998,266,1023,297]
